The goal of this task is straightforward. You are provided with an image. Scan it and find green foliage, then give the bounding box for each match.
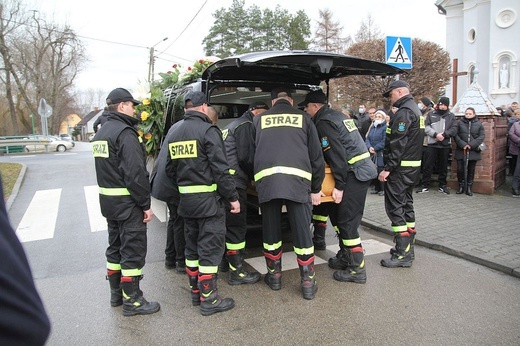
[203,0,311,57]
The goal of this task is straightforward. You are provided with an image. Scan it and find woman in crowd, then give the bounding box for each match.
[509,110,520,197]
[365,110,387,196]
[454,107,485,196]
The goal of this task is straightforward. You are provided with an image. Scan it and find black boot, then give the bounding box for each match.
[106,269,123,307]
[328,242,349,270]
[227,250,261,285]
[297,256,317,300]
[264,250,282,290]
[312,222,327,250]
[186,266,200,306]
[456,182,465,194]
[466,183,473,196]
[121,276,160,316]
[390,227,416,260]
[199,274,235,316]
[381,231,413,268]
[333,246,367,284]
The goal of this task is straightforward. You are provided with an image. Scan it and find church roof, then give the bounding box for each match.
[451,70,499,116]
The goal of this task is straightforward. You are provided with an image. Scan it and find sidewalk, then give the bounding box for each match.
[361,176,520,278]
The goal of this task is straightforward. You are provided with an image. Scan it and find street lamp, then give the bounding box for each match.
[148,37,168,82]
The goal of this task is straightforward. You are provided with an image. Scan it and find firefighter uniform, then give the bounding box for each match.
[220,103,267,285]
[253,88,325,300]
[380,81,424,267]
[165,93,239,316]
[92,87,159,316]
[300,90,377,284]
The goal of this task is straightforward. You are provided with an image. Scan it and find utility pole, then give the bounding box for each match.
[148,37,168,82]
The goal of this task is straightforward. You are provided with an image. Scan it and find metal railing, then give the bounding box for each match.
[0,138,52,154]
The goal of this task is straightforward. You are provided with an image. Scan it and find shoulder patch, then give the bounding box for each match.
[397,122,406,132]
[320,137,330,151]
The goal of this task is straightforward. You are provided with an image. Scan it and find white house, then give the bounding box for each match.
[436,0,520,109]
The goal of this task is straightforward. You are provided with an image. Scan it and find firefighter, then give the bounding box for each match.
[253,88,325,300]
[378,80,424,267]
[219,101,268,285]
[311,204,329,250]
[299,90,377,284]
[92,88,160,316]
[165,91,240,316]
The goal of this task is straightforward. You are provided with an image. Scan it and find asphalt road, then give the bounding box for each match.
[2,142,519,345]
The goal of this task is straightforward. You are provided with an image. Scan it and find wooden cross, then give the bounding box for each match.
[449,58,468,105]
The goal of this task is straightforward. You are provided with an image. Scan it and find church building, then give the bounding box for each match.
[435,0,519,109]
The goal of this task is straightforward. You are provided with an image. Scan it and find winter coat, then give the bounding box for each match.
[424,109,458,147]
[509,121,520,156]
[365,121,387,167]
[454,117,485,161]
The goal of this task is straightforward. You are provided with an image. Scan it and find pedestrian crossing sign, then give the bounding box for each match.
[386,36,412,69]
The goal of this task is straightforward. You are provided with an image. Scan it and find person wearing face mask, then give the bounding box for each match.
[417,97,458,194]
[365,110,387,196]
[454,107,485,196]
[352,104,371,138]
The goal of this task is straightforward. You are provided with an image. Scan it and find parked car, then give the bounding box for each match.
[58,134,75,147]
[25,135,73,153]
[88,133,95,142]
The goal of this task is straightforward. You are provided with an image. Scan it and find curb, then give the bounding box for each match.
[6,163,27,211]
[361,218,520,279]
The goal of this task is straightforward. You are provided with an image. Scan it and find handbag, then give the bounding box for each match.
[477,143,487,152]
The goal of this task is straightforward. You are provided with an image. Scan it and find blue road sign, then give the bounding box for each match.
[386,36,412,69]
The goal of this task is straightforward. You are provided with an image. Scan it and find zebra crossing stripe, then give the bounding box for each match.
[84,185,107,232]
[16,189,61,243]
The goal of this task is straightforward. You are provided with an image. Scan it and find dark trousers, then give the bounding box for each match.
[261,199,313,251]
[225,188,247,246]
[512,156,520,191]
[328,171,370,243]
[456,159,477,184]
[184,203,226,268]
[422,146,451,187]
[106,205,147,270]
[165,201,185,264]
[384,172,416,230]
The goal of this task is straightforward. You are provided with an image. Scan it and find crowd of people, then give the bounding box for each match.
[87,84,519,320]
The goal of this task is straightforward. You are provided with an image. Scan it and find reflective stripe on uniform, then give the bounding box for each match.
[178,184,217,194]
[106,262,121,271]
[229,169,236,175]
[313,214,328,222]
[199,265,218,274]
[386,127,392,134]
[342,237,362,247]
[406,222,416,228]
[226,242,246,250]
[348,151,370,165]
[392,225,408,233]
[121,268,142,276]
[186,259,199,268]
[294,246,314,256]
[99,187,130,196]
[263,241,282,251]
[254,166,311,182]
[400,160,421,167]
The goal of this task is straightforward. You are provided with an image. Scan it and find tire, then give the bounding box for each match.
[57,145,66,152]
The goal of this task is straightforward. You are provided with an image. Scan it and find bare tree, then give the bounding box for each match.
[355,14,382,43]
[313,9,351,53]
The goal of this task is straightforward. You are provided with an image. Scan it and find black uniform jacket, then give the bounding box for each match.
[384,94,424,183]
[222,110,255,189]
[313,105,377,190]
[165,110,238,218]
[92,111,151,220]
[253,99,325,204]
[150,120,183,204]
[454,116,485,161]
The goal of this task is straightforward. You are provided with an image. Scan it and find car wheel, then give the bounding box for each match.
[57,145,66,152]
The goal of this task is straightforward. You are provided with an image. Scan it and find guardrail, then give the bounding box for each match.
[0,138,52,154]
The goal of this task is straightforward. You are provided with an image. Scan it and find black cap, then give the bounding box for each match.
[106,88,141,106]
[298,90,327,107]
[382,80,410,98]
[271,87,292,100]
[438,96,450,107]
[420,97,433,107]
[248,101,269,111]
[184,91,208,108]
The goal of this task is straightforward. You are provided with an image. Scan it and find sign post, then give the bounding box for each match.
[386,36,413,70]
[38,98,53,152]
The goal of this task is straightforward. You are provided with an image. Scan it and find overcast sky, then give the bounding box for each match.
[29,0,446,95]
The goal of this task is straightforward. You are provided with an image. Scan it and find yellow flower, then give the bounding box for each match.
[140,111,149,121]
[143,99,151,106]
[144,133,152,140]
[137,130,143,137]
